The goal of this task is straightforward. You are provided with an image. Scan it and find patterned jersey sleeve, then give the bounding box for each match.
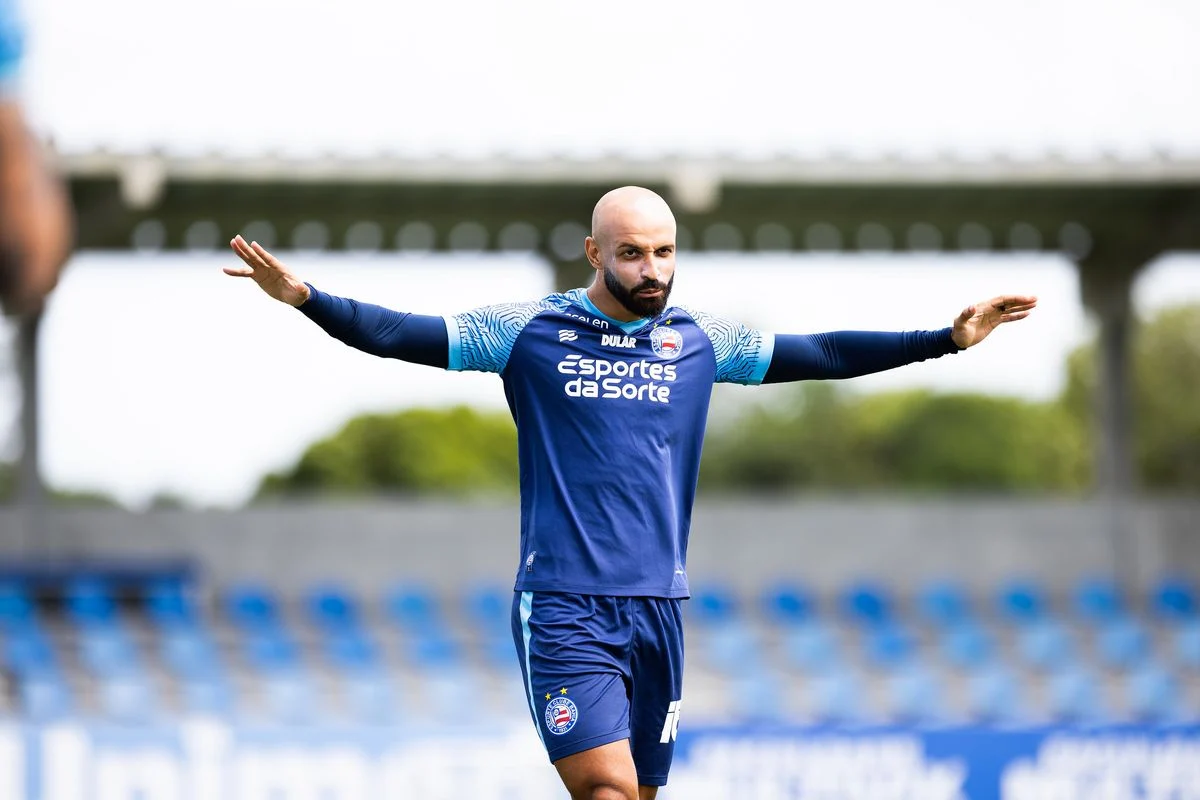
[444,300,553,373]
[683,306,777,385]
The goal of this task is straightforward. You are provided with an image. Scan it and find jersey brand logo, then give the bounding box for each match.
[556,354,677,403]
[650,327,683,359]
[558,330,578,342]
[601,334,637,349]
[659,699,683,743]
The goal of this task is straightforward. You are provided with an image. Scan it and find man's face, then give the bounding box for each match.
[604,256,675,318]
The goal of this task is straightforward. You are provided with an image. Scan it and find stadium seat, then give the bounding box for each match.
[760,582,817,626]
[1151,576,1197,623]
[481,633,516,669]
[938,622,995,669]
[261,670,320,724]
[180,674,236,716]
[341,670,401,724]
[65,577,117,627]
[98,672,157,723]
[863,622,917,667]
[79,627,141,676]
[223,584,283,632]
[1095,617,1151,670]
[782,621,841,672]
[143,578,199,628]
[1045,667,1105,723]
[405,630,463,669]
[3,628,56,675]
[839,581,893,626]
[304,584,361,633]
[160,627,223,678]
[383,584,441,631]
[965,666,1024,724]
[464,585,511,629]
[1125,664,1182,723]
[0,579,34,628]
[807,670,866,724]
[1016,619,1075,671]
[885,665,944,725]
[690,585,739,626]
[1074,577,1125,624]
[997,579,1049,625]
[322,630,384,672]
[19,672,73,720]
[241,631,302,671]
[1174,621,1200,669]
[728,667,787,723]
[917,581,973,628]
[700,623,762,674]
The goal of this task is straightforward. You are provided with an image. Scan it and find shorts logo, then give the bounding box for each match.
[544,696,579,735]
[650,327,683,359]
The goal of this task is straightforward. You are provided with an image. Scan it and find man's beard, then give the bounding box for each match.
[604,267,674,318]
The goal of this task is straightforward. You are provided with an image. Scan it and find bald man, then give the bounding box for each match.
[227,187,1035,800]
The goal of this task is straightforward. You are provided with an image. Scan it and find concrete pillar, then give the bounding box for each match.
[14,311,44,552]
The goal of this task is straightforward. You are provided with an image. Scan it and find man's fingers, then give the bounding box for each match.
[229,236,261,269]
[957,305,976,322]
[222,266,255,277]
[1000,311,1032,323]
[251,241,284,270]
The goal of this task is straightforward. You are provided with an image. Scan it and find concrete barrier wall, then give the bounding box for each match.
[0,497,1196,599]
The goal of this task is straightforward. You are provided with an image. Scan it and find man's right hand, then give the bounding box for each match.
[226,235,311,307]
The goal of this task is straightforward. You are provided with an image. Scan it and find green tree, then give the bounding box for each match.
[255,405,519,500]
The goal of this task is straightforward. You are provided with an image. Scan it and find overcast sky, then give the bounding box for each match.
[3,0,1198,508]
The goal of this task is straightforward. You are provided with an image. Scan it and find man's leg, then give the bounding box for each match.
[553,740,659,800]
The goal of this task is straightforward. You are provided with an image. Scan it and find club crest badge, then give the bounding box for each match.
[544,696,579,735]
[650,327,683,360]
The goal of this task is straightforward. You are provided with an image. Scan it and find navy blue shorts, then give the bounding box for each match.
[511,591,685,787]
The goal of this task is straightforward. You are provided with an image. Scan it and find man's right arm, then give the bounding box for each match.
[298,284,448,368]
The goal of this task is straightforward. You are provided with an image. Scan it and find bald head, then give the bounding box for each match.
[590,186,676,244]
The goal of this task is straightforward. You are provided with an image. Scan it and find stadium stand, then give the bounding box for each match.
[0,567,1196,728]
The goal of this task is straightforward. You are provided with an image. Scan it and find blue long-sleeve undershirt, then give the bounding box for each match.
[297,284,961,379]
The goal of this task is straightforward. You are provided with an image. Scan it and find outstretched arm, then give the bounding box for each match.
[762,295,1037,384]
[226,235,448,367]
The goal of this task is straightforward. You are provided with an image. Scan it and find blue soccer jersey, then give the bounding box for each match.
[0,0,23,91]
[444,288,773,599]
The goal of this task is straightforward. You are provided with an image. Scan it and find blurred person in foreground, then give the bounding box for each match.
[227,186,1036,800]
[0,0,72,318]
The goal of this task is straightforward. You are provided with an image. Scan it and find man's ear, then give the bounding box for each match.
[584,237,603,271]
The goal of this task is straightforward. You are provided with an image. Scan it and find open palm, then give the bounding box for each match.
[225,235,311,307]
[951,295,1038,349]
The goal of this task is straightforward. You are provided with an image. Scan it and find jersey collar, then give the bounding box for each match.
[571,289,657,335]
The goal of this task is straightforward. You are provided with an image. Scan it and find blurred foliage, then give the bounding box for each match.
[255,406,519,500]
[0,462,121,507]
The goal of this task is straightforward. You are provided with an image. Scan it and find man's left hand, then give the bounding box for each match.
[951,295,1038,349]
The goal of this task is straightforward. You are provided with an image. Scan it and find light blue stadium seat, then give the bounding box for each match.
[807,670,866,724]
[481,634,515,669]
[79,626,140,676]
[242,631,302,671]
[864,622,917,667]
[341,670,401,724]
[918,581,972,628]
[181,674,236,716]
[144,578,199,628]
[261,670,320,724]
[701,623,762,674]
[98,672,157,723]
[383,584,441,632]
[464,585,511,629]
[304,584,361,633]
[728,667,787,723]
[1125,664,1182,723]
[406,630,463,669]
[1017,619,1075,671]
[322,630,383,672]
[160,628,223,678]
[997,579,1049,625]
[3,628,57,676]
[1046,667,1105,723]
[223,584,283,632]
[19,672,73,720]
[761,582,817,626]
[1174,621,1200,669]
[1074,577,1125,624]
[65,578,117,627]
[1095,616,1151,670]
[1152,577,1197,623]
[885,665,944,724]
[965,666,1024,724]
[0,579,34,629]
[939,622,995,669]
[690,585,739,627]
[782,621,841,672]
[839,581,893,626]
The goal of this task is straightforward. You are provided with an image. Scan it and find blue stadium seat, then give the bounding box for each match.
[405,630,463,669]
[997,579,1049,625]
[181,674,236,716]
[19,672,73,720]
[304,584,361,633]
[1095,617,1151,670]
[322,630,384,672]
[98,672,157,722]
[261,671,320,724]
[728,667,787,723]
[160,628,223,678]
[383,584,441,631]
[241,632,302,671]
[1046,667,1105,723]
[464,585,511,629]
[965,666,1024,724]
[782,621,840,672]
[700,623,762,674]
[1016,619,1075,671]
[917,581,972,628]
[144,578,199,628]
[341,670,401,724]
[807,670,866,724]
[1174,621,1200,669]
[0,579,34,629]
[690,585,739,626]
[839,581,893,626]
[1151,576,1197,623]
[863,622,917,667]
[939,622,995,669]
[761,582,817,626]
[79,627,140,676]
[1074,577,1125,624]
[1125,664,1182,723]
[223,584,283,632]
[481,634,515,669]
[65,577,117,627]
[885,665,944,724]
[3,628,57,676]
